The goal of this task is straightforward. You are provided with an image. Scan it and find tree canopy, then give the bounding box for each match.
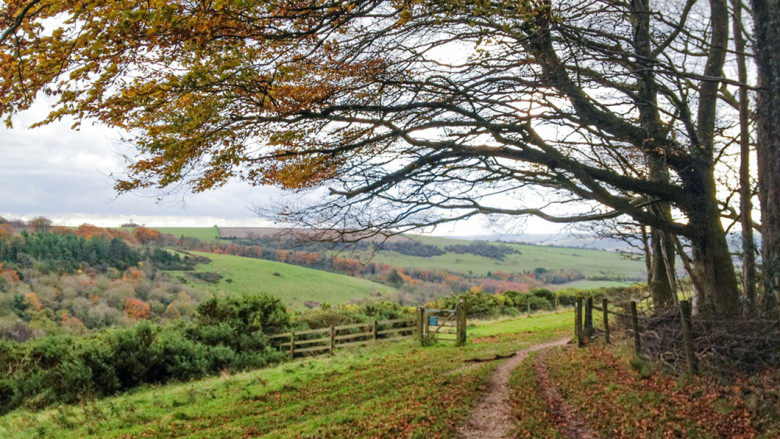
[0,0,769,315]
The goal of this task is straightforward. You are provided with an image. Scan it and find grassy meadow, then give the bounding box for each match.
[156,227,221,241]
[0,312,573,439]
[369,235,645,280]
[2,309,768,438]
[175,252,395,310]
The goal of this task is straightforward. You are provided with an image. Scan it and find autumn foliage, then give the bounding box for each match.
[74,224,137,243]
[124,298,151,320]
[133,226,162,244]
[24,292,42,311]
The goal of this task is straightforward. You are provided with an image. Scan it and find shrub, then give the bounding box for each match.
[195,293,290,336]
[0,293,291,414]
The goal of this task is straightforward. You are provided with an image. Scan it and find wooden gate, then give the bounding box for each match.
[416,303,467,345]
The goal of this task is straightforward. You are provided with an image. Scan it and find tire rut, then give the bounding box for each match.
[532,352,601,439]
[456,337,570,439]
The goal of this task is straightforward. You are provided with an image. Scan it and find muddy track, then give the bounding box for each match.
[456,337,570,439]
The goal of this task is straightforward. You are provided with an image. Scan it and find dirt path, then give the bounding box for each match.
[533,353,601,439]
[456,337,570,439]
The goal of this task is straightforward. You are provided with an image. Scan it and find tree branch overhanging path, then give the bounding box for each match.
[0,0,773,317]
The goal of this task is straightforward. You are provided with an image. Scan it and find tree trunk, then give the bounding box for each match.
[649,226,676,308]
[732,0,758,316]
[752,0,780,315]
[689,201,742,316]
[685,0,740,316]
[631,0,676,310]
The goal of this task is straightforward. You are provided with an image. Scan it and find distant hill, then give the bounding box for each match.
[174,252,396,310]
[368,235,646,281]
[218,227,414,244]
[145,227,648,294]
[449,233,644,253]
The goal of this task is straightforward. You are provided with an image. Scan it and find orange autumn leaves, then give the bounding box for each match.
[2,0,391,194]
[124,297,151,320]
[539,347,757,439]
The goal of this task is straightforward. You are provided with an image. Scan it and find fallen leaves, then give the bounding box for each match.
[537,346,758,439]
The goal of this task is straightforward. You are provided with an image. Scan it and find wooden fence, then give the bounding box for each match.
[574,297,699,375]
[268,317,416,360]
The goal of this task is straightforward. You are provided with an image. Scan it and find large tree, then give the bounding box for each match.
[751,0,780,312]
[1,0,744,315]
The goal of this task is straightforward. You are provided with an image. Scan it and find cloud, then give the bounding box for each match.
[0,102,560,234]
[0,104,293,226]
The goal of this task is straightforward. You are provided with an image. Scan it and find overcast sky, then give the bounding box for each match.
[0,101,563,236]
[0,101,290,228]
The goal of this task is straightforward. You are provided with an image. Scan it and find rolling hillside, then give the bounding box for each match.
[159,227,645,279]
[175,252,395,310]
[368,235,645,280]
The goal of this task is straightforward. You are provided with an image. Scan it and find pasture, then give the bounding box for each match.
[174,251,395,310]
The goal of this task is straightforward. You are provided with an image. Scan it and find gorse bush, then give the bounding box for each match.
[0,293,289,414]
[291,301,412,331]
[429,286,618,318]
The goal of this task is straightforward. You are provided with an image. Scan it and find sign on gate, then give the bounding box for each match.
[416,302,467,346]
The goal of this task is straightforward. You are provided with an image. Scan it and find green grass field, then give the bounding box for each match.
[117,227,221,241]
[368,235,646,280]
[176,252,395,310]
[3,310,766,439]
[549,279,636,290]
[468,311,573,338]
[155,227,220,241]
[0,312,573,439]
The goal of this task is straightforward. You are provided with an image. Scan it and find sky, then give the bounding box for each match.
[0,101,559,236]
[0,21,571,236]
[0,101,287,228]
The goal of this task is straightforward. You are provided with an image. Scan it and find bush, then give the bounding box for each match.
[195,293,290,336]
[431,289,504,318]
[515,295,554,311]
[0,293,292,414]
[529,288,556,304]
[293,308,365,330]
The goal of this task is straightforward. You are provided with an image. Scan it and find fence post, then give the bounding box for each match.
[679,300,698,375]
[290,331,295,360]
[555,293,559,310]
[457,303,467,346]
[575,297,584,347]
[630,301,641,356]
[602,298,610,345]
[329,325,335,355]
[527,300,531,315]
[416,307,424,345]
[584,296,594,336]
[372,320,378,342]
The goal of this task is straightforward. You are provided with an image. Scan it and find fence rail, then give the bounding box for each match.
[573,295,780,377]
[270,317,416,360]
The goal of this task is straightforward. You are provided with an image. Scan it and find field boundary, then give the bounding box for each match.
[269,317,416,359]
